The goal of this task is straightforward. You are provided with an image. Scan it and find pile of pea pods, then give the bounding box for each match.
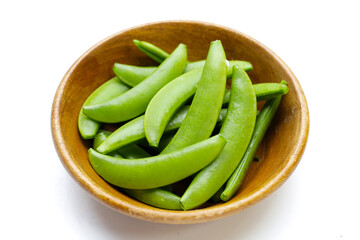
[78,39,289,210]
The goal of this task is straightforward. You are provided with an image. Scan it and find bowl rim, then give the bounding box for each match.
[51,20,309,224]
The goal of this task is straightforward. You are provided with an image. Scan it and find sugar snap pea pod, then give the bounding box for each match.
[113,63,156,87]
[83,44,187,123]
[180,66,257,210]
[94,130,150,158]
[162,40,227,154]
[97,105,228,154]
[133,39,169,63]
[93,131,123,158]
[144,68,203,147]
[96,115,144,154]
[145,106,227,153]
[122,188,182,210]
[222,82,289,105]
[144,60,254,147]
[94,130,181,209]
[254,82,289,101]
[185,60,253,75]
[133,39,253,75]
[78,77,130,139]
[221,95,283,202]
[89,134,226,189]
[112,61,251,89]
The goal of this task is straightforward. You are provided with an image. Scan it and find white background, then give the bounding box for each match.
[1,0,359,239]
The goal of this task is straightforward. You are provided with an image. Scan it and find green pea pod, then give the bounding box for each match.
[113,63,156,87]
[180,66,257,210]
[113,60,252,88]
[144,68,203,147]
[97,82,286,154]
[83,44,187,123]
[222,82,289,105]
[89,134,226,189]
[162,40,227,154]
[78,77,129,139]
[185,60,253,74]
[94,130,150,158]
[254,82,289,101]
[144,61,255,147]
[96,105,228,154]
[122,188,182,210]
[221,94,283,202]
[133,39,169,63]
[143,106,226,153]
[93,131,123,158]
[94,131,181,210]
[133,39,253,74]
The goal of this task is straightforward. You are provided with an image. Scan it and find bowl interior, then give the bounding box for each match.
[52,21,309,224]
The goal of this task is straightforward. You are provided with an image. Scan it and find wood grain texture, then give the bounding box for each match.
[51,20,309,224]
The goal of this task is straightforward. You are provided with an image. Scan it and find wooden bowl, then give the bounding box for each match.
[51,21,309,224]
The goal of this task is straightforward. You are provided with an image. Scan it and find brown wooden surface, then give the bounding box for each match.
[51,20,309,224]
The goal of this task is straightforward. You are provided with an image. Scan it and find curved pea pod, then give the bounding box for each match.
[112,61,251,89]
[94,130,150,158]
[133,39,169,63]
[113,63,156,87]
[83,43,187,123]
[133,39,253,75]
[144,68,203,147]
[96,105,228,154]
[221,94,284,201]
[89,134,226,189]
[78,77,129,139]
[180,66,257,210]
[122,188,182,210]
[144,60,255,147]
[94,130,180,209]
[93,131,123,158]
[162,40,227,154]
[96,115,144,154]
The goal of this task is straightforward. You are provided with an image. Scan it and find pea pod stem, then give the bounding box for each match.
[162,40,227,154]
[180,66,257,210]
[78,77,129,139]
[221,95,283,202]
[83,44,187,123]
[89,134,226,189]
